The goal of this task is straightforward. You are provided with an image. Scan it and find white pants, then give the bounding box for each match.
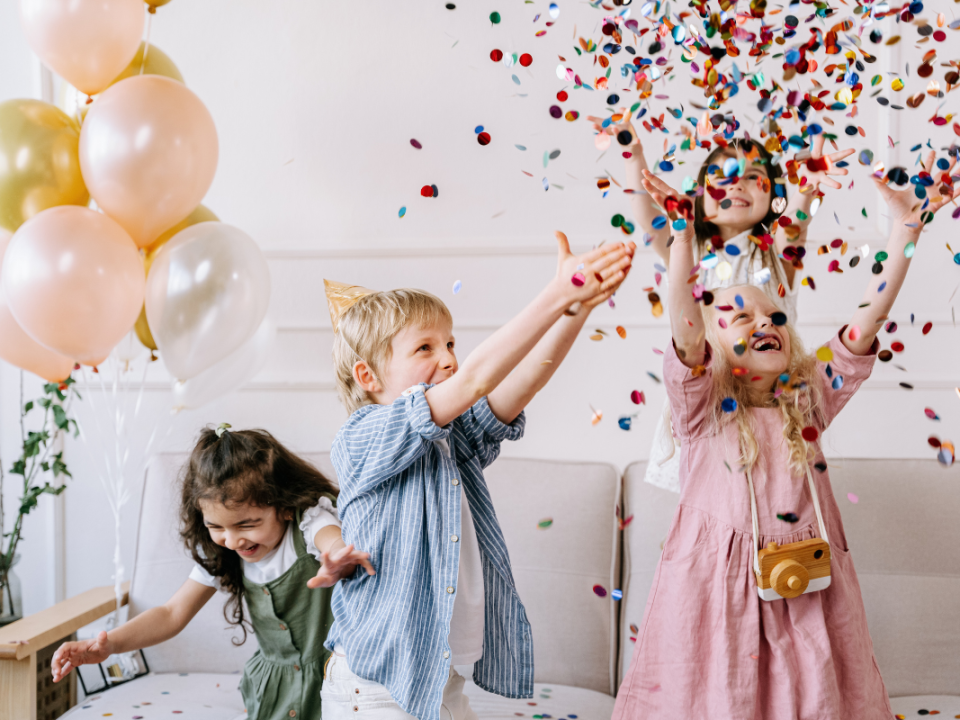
[321,647,478,720]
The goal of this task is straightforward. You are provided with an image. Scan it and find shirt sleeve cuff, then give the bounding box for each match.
[301,497,342,562]
[188,564,221,591]
[401,383,448,440]
[471,396,525,441]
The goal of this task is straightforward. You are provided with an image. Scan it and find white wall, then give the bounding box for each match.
[2,2,958,615]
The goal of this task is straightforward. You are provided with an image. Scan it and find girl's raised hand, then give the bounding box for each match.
[795,135,854,191]
[640,169,695,240]
[51,631,113,682]
[873,150,960,227]
[588,109,642,155]
[307,543,375,589]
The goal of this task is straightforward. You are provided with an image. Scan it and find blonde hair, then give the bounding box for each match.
[702,287,826,475]
[332,288,452,414]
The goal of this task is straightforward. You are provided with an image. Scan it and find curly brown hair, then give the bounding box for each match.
[179,427,338,644]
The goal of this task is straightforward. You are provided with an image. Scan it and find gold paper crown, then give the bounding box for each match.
[324,279,376,334]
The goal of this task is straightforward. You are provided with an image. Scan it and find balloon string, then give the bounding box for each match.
[140,10,153,76]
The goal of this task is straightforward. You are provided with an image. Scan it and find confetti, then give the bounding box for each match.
[847,493,859,504]
[452,280,462,294]
[537,518,553,530]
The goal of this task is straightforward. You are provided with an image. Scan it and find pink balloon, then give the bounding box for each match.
[19,0,144,96]
[0,230,75,381]
[2,206,145,365]
[79,75,218,248]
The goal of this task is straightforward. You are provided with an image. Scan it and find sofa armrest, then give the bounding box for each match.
[0,582,130,661]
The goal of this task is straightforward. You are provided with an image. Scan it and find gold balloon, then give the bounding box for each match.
[0,100,88,233]
[324,279,376,334]
[135,204,219,351]
[59,42,184,122]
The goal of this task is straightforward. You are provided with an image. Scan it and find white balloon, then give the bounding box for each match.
[171,314,275,410]
[145,222,271,381]
[113,329,145,364]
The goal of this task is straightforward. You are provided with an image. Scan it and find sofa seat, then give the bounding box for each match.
[464,681,615,720]
[62,671,246,719]
[889,695,960,718]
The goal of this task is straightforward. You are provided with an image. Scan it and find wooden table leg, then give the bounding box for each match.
[0,653,37,720]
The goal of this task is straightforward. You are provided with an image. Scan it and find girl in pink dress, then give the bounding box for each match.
[613,153,960,720]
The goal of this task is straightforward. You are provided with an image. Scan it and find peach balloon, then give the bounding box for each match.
[19,0,144,96]
[79,75,219,248]
[0,230,74,381]
[2,207,145,365]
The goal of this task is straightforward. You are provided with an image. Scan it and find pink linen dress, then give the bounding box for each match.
[613,331,894,720]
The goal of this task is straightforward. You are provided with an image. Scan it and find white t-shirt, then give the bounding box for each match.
[448,489,485,665]
[189,497,340,590]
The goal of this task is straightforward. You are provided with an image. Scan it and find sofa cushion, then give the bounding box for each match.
[62,672,246,719]
[464,680,615,720]
[484,458,622,696]
[888,695,960,718]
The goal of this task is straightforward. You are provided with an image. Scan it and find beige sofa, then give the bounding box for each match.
[3,454,957,719]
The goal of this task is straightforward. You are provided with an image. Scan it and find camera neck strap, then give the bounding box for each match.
[744,450,829,577]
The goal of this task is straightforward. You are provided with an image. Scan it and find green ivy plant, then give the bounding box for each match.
[0,374,79,619]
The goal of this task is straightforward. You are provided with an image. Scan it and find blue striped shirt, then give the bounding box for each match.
[325,384,534,720]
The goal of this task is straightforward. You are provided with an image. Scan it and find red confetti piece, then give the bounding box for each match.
[477,131,491,146]
[630,390,645,405]
[410,139,422,149]
[922,322,932,335]
[592,584,608,597]
[891,341,904,352]
[924,408,940,420]
[519,53,533,67]
[490,49,503,62]
[801,426,819,442]
[571,272,585,287]
[420,185,433,197]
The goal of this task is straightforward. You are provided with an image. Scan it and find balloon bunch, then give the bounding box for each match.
[0,0,272,411]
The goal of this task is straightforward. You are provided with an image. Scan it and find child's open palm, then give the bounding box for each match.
[307,543,375,589]
[873,150,960,227]
[51,631,113,682]
[554,232,634,309]
[640,170,695,241]
[794,135,854,192]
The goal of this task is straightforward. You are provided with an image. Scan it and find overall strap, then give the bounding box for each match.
[745,445,829,576]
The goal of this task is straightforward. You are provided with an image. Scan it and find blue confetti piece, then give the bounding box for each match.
[832,375,844,390]
[659,160,674,172]
[474,125,484,134]
[512,74,521,85]
[618,416,633,430]
[672,218,687,231]
[652,215,667,230]
[878,281,887,292]
[515,144,526,151]
[721,397,737,413]
[725,244,741,256]
[542,177,549,191]
[398,206,406,218]
[453,280,462,294]
[612,588,623,600]
[735,294,744,308]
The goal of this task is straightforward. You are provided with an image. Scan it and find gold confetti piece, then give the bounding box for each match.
[616,326,627,339]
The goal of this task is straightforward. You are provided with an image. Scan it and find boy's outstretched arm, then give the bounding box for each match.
[487,233,635,423]
[844,151,960,356]
[425,240,633,428]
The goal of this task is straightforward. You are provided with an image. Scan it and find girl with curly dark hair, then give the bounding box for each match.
[51,426,374,720]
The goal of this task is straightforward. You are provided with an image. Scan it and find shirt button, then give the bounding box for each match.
[289,711,296,718]
[353,707,359,713]
[279,623,286,630]
[452,478,460,486]
[262,588,269,595]
[446,586,455,594]
[451,535,459,543]
[294,665,300,672]
[443,651,450,659]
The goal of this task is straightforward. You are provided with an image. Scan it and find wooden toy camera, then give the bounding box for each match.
[755,537,831,601]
